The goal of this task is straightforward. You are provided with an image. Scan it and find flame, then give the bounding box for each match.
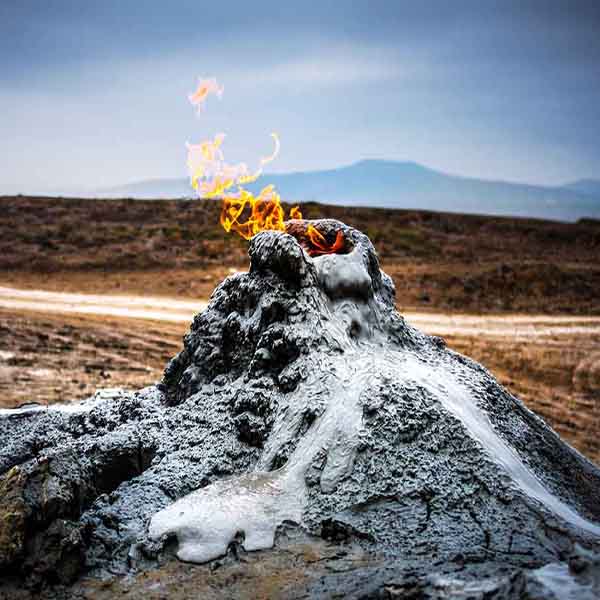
[187,76,344,256]
[186,132,281,199]
[305,225,345,256]
[220,185,287,240]
[289,206,303,219]
[188,77,223,113]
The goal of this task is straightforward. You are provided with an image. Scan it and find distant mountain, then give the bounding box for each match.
[96,160,600,222]
[562,179,600,198]
[98,178,191,199]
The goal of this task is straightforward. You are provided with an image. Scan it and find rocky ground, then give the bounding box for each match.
[0,308,182,408]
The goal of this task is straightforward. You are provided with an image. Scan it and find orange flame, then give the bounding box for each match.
[305,225,346,256]
[220,185,288,240]
[187,76,344,255]
[188,77,223,113]
[289,206,303,220]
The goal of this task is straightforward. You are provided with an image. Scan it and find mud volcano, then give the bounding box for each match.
[1,220,600,599]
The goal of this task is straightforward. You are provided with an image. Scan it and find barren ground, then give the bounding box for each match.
[2,195,599,313]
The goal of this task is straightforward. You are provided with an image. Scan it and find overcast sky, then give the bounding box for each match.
[1,0,599,193]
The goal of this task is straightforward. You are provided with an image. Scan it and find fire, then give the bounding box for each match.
[187,76,344,255]
[188,77,223,113]
[220,185,287,240]
[305,226,346,255]
[289,206,303,220]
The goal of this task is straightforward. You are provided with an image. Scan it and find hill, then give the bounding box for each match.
[563,178,600,198]
[98,160,600,222]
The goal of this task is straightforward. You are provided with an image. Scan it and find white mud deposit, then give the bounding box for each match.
[396,354,600,537]
[0,388,127,416]
[529,545,600,600]
[149,246,600,563]
[148,469,305,563]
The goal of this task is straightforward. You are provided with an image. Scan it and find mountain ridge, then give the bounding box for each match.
[563,178,600,198]
[95,160,600,222]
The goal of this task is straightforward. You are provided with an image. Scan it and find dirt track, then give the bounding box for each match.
[0,286,207,323]
[2,286,600,338]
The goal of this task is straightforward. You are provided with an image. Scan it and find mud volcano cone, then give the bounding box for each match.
[1,220,600,598]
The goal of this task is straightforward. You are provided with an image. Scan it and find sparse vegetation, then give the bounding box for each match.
[1,195,599,313]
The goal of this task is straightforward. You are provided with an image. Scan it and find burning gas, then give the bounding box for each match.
[186,77,344,256]
[188,77,223,113]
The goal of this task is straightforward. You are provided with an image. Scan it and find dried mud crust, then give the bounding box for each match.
[1,220,599,598]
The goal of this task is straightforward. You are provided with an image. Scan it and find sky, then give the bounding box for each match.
[1,0,599,194]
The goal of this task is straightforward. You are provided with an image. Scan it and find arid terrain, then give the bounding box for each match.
[2,195,600,313]
[0,195,598,463]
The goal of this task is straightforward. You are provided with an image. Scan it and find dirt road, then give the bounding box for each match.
[1,286,599,338]
[0,286,207,323]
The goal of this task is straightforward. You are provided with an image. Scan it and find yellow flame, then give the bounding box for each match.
[188,77,223,113]
[220,184,289,240]
[187,77,346,255]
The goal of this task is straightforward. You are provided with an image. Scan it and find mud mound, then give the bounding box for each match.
[1,220,599,598]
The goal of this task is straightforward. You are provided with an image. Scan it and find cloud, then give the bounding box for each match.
[1,1,600,190]
[240,51,406,88]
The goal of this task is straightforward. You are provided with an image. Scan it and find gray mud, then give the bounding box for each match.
[1,219,599,599]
